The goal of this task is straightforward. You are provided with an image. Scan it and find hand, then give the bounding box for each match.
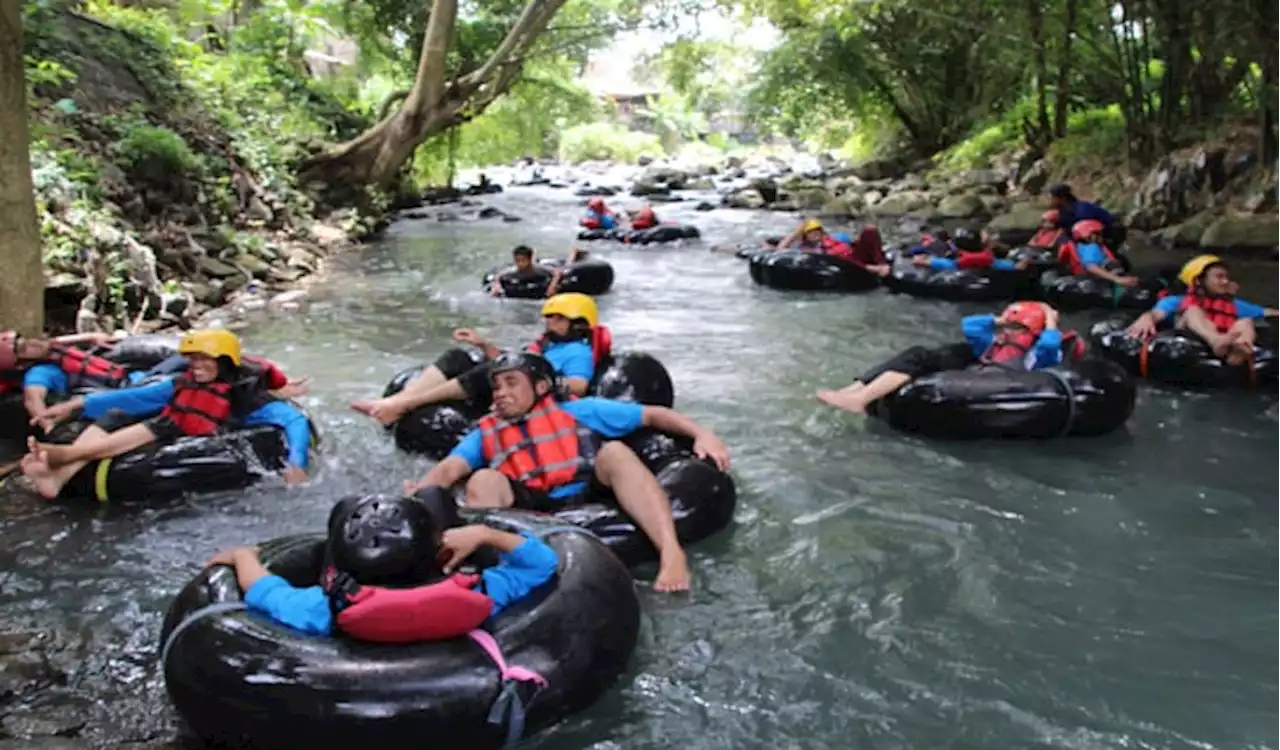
[402,477,427,495]
[544,284,559,297]
[1116,276,1139,288]
[32,399,78,431]
[1039,303,1059,329]
[489,281,503,298]
[911,255,931,267]
[274,377,310,400]
[440,525,494,573]
[206,545,258,568]
[452,328,486,346]
[1126,314,1157,339]
[692,431,731,471]
[280,466,308,486]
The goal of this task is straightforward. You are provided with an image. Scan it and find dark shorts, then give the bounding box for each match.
[507,475,606,512]
[858,342,977,383]
[95,408,186,441]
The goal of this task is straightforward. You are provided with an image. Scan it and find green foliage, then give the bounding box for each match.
[1047,106,1127,172]
[559,123,664,164]
[115,125,200,180]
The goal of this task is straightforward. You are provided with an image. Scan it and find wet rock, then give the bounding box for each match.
[640,166,688,189]
[894,174,928,192]
[268,289,309,313]
[635,153,655,166]
[986,204,1046,246]
[768,199,799,212]
[851,157,907,181]
[683,177,713,190]
[871,191,932,216]
[195,256,240,279]
[862,190,884,206]
[231,253,271,278]
[1133,147,1227,228]
[936,194,987,219]
[816,152,836,170]
[778,185,829,211]
[268,266,307,283]
[962,169,1007,192]
[979,194,1008,214]
[1199,215,1280,254]
[1017,158,1051,195]
[188,281,222,306]
[285,247,319,273]
[721,155,744,171]
[723,188,766,209]
[3,702,89,738]
[1152,211,1216,248]
[1242,183,1277,214]
[694,201,715,211]
[573,185,615,197]
[435,210,460,223]
[0,739,87,750]
[646,194,685,203]
[747,177,778,204]
[630,181,670,197]
[0,630,65,699]
[245,196,273,224]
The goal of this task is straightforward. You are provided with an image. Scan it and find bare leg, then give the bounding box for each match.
[1225,318,1257,366]
[594,442,689,592]
[1177,307,1236,357]
[21,424,132,500]
[352,374,467,425]
[35,422,158,468]
[817,371,912,414]
[463,469,516,509]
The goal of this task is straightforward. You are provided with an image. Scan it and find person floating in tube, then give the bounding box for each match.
[910,228,1031,272]
[817,301,1077,414]
[489,245,588,298]
[352,292,605,425]
[628,204,659,230]
[1048,183,1127,251]
[16,329,313,498]
[206,493,559,640]
[1125,254,1278,366]
[1028,210,1070,251]
[776,219,892,277]
[402,352,731,592]
[580,197,617,230]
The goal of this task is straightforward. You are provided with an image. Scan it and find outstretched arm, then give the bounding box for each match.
[404,455,474,495]
[641,406,730,470]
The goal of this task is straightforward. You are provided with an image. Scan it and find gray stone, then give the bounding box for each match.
[937,194,987,219]
[872,191,933,215]
[1199,215,1280,253]
[851,157,907,181]
[1018,159,1051,195]
[232,253,272,277]
[723,188,766,209]
[780,186,830,211]
[195,256,241,279]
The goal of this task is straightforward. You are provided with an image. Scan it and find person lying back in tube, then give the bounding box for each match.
[1028,210,1070,251]
[579,197,617,230]
[402,352,731,593]
[775,219,892,277]
[489,245,589,299]
[1126,255,1279,365]
[206,494,559,641]
[909,228,1031,272]
[352,293,606,425]
[17,329,313,498]
[817,301,1078,415]
[627,204,659,230]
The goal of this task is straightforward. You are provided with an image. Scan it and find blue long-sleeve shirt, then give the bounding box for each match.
[1057,200,1116,231]
[584,210,616,230]
[243,532,560,636]
[961,313,1063,370]
[926,257,1018,272]
[80,379,311,468]
[23,364,148,394]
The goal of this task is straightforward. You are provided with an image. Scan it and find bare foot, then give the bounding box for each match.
[350,399,402,425]
[816,390,869,414]
[1209,330,1241,359]
[21,456,62,500]
[1226,340,1254,367]
[654,548,691,593]
[33,441,71,469]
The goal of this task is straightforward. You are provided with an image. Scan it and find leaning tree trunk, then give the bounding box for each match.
[0,0,44,335]
[299,0,568,188]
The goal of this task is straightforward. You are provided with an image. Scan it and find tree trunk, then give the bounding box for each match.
[1051,0,1078,138]
[0,0,44,335]
[1027,0,1050,147]
[299,0,567,188]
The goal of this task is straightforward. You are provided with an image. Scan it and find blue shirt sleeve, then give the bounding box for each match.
[962,314,997,357]
[1234,299,1267,319]
[928,257,958,271]
[1078,200,1115,227]
[22,365,68,395]
[992,258,1016,271]
[1074,242,1106,269]
[561,397,645,438]
[81,378,174,420]
[1031,329,1064,369]
[242,400,312,469]
[1152,295,1183,317]
[600,214,617,230]
[447,428,485,470]
[243,574,333,636]
[481,532,560,617]
[542,341,595,382]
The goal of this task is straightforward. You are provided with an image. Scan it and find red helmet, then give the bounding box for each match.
[1041,209,1059,223]
[636,206,655,219]
[587,197,606,211]
[0,330,18,371]
[1071,219,1104,240]
[1001,302,1047,335]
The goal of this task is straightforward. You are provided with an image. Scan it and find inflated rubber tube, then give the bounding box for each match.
[749,251,881,293]
[1088,319,1279,388]
[57,424,294,504]
[159,512,640,750]
[869,357,1136,439]
[480,258,614,299]
[576,225,700,244]
[884,263,1043,302]
[1040,274,1163,311]
[388,349,676,458]
[100,334,180,369]
[0,393,25,449]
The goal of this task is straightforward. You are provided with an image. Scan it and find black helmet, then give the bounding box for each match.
[1047,183,1074,200]
[952,228,982,253]
[490,351,555,389]
[327,494,441,585]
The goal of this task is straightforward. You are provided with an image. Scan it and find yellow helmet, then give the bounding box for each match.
[541,292,598,327]
[1178,254,1223,288]
[178,328,242,366]
[802,219,823,233]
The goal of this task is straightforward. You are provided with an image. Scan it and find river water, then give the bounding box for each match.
[0,187,1276,749]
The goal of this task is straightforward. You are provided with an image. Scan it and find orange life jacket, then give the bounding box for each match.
[526,325,613,371]
[631,208,657,229]
[45,343,129,389]
[1177,293,1238,333]
[1058,241,1119,276]
[478,396,599,493]
[323,566,493,643]
[980,328,1041,370]
[1028,227,1067,250]
[160,373,234,436]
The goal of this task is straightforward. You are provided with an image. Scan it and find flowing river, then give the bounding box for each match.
[0,186,1276,749]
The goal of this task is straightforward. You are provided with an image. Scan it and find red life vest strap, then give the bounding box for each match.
[327,569,492,643]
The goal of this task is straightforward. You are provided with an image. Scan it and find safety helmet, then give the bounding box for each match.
[1041,209,1059,223]
[178,328,241,366]
[328,495,441,585]
[1178,254,1224,288]
[490,351,556,390]
[587,197,606,211]
[952,228,982,253]
[1001,302,1047,335]
[0,331,18,371]
[636,206,655,219]
[541,292,598,327]
[1048,183,1074,200]
[802,219,823,234]
[1071,219,1105,241]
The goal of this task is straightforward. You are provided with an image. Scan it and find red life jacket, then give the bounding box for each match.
[478,396,600,493]
[45,342,129,389]
[955,249,996,270]
[527,325,613,371]
[1177,293,1238,333]
[1028,227,1067,250]
[1060,330,1087,361]
[160,373,235,436]
[1058,241,1119,276]
[0,370,21,395]
[323,567,493,643]
[631,209,657,230]
[980,328,1041,369]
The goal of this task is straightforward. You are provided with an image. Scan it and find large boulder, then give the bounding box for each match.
[936,194,987,219]
[852,157,908,181]
[1017,159,1051,195]
[630,180,671,197]
[748,177,779,204]
[723,188,766,209]
[640,166,688,189]
[1151,211,1216,248]
[962,169,1008,193]
[871,191,933,216]
[779,186,830,211]
[1198,215,1280,254]
[986,204,1047,246]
